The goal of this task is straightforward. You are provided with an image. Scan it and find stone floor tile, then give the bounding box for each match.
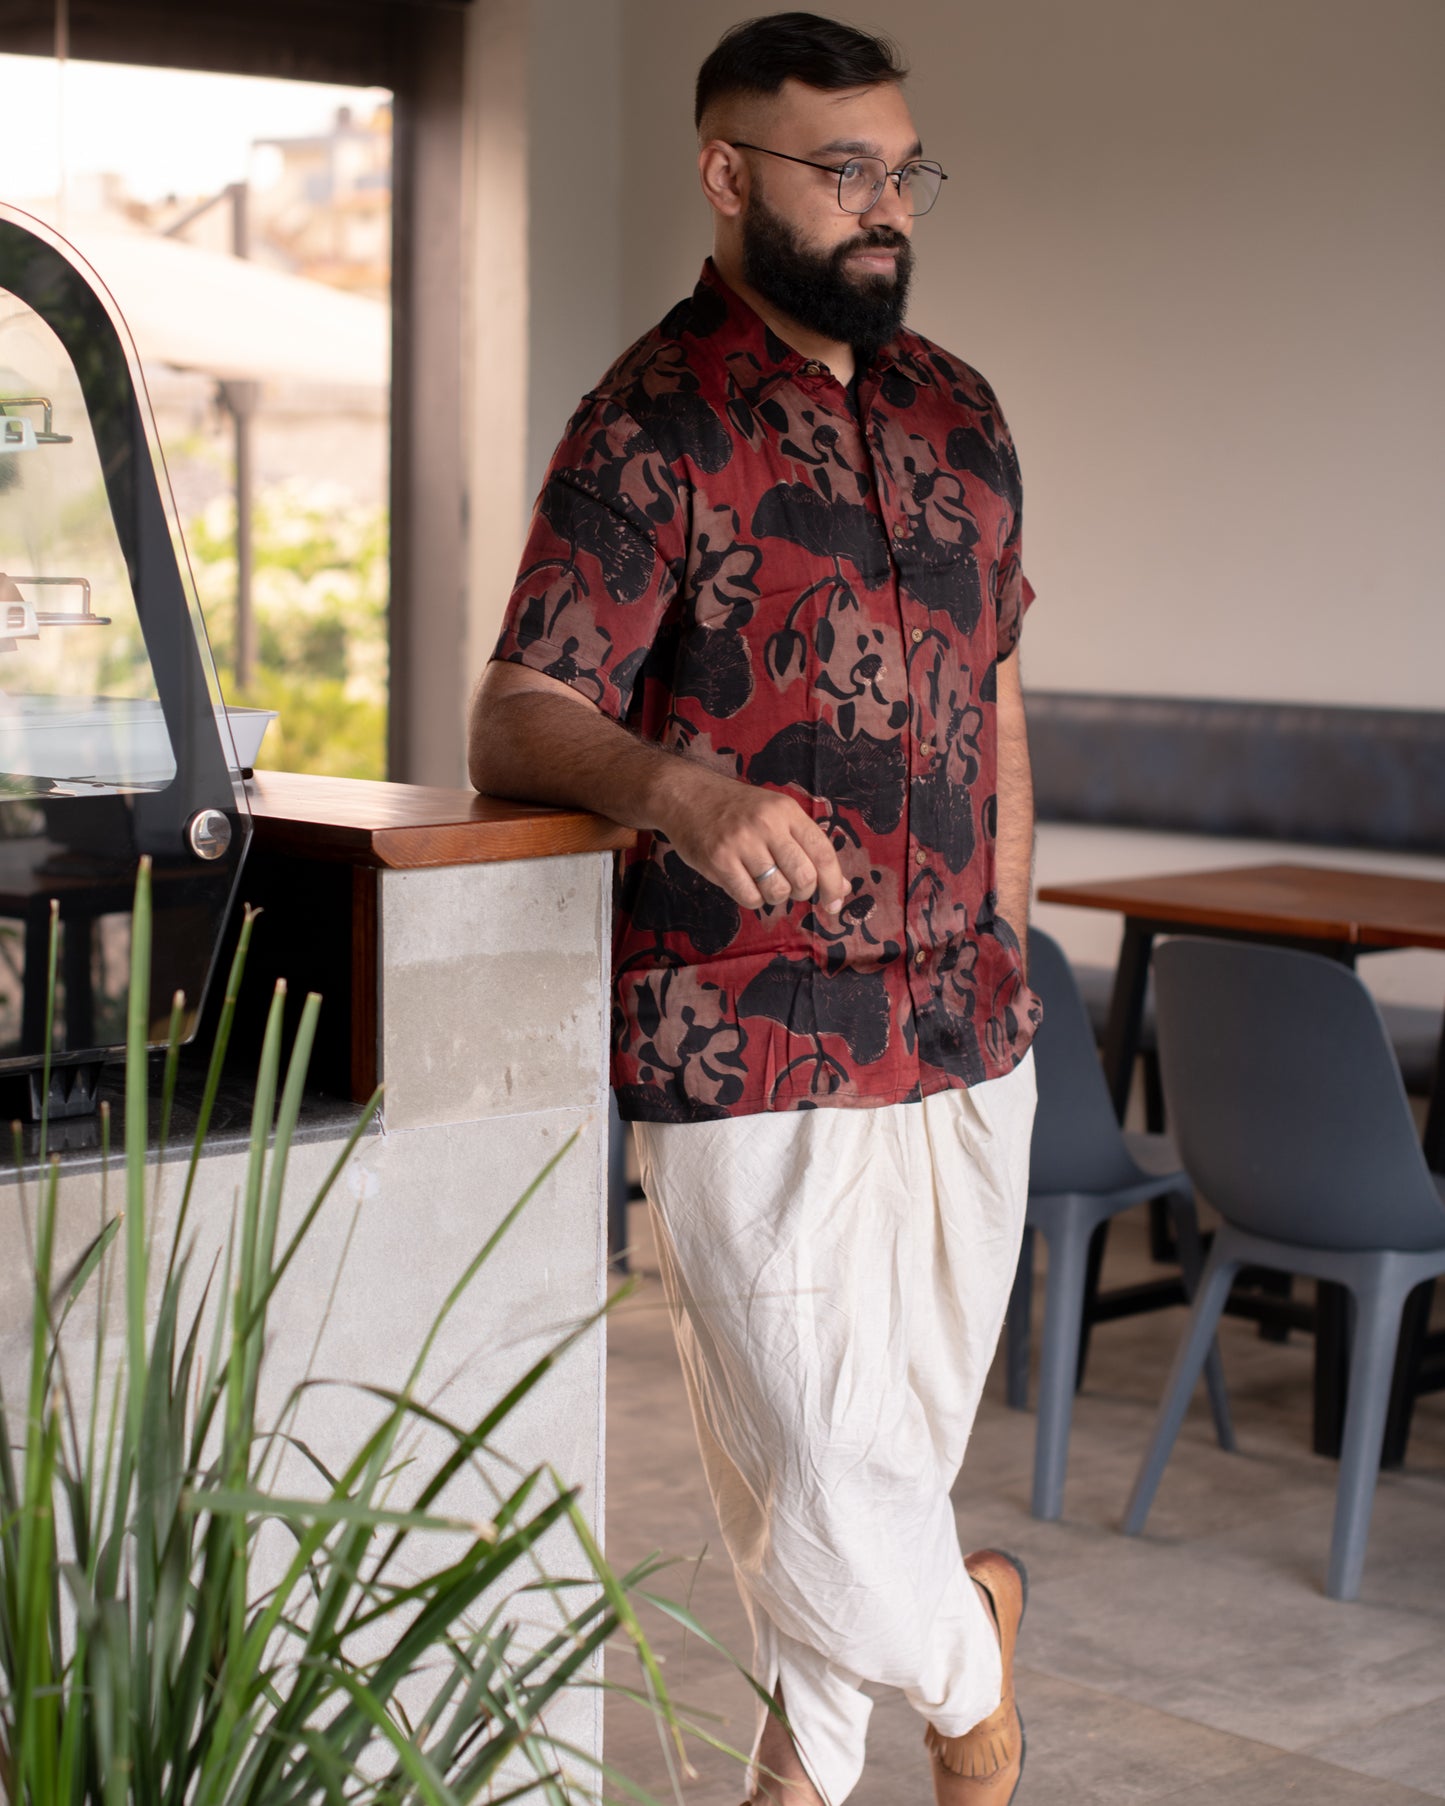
[1305,1698,1445,1800]
[1155,1751,1438,1803]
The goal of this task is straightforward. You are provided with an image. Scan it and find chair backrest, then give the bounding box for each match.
[1026,927,1145,1196]
[1153,938,1445,1253]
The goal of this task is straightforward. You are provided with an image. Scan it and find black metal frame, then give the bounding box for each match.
[0,214,251,1083]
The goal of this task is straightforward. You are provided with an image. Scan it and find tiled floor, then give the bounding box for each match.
[602,1201,1445,1804]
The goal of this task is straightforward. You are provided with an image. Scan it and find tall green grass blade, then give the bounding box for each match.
[244,1084,382,1336]
[195,1488,500,1540]
[171,903,259,1272]
[24,1155,57,1463]
[632,1588,782,1711]
[255,989,320,1294]
[54,1214,121,1309]
[38,897,58,1169]
[563,1487,686,1772]
[314,1663,461,1806]
[238,977,287,1326]
[124,856,153,1454]
[151,986,188,1232]
[157,987,186,1155]
[405,1130,580,1397]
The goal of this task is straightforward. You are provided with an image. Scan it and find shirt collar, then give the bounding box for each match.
[691,258,935,399]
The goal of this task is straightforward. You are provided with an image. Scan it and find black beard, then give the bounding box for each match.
[741,196,914,358]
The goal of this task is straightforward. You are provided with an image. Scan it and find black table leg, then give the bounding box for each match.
[1380,1280,1434,1469]
[1102,919,1155,1122]
[1313,1281,1350,1458]
[1077,1220,1109,1389]
[1421,1011,1445,1174]
[1078,919,1157,1381]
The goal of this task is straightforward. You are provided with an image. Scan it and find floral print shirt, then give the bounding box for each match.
[493,261,1041,1122]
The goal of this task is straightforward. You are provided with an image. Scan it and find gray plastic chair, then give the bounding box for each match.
[1123,938,1445,1600]
[1008,930,1234,1520]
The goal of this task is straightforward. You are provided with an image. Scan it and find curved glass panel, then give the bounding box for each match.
[0,300,177,792]
[0,204,251,1095]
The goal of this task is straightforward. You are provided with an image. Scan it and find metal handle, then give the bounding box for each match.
[187,809,232,861]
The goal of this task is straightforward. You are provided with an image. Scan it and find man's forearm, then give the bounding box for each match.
[468,686,684,831]
[994,655,1035,972]
[467,666,850,914]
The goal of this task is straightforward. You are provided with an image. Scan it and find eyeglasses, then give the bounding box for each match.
[729,143,948,217]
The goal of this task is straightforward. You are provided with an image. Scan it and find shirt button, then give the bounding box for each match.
[800,359,822,376]
[892,521,907,540]
[910,627,923,643]
[914,949,926,966]
[915,850,927,866]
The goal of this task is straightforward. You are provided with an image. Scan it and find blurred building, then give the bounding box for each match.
[249,104,392,299]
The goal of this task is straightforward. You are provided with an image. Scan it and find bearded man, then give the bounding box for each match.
[468,14,1040,1803]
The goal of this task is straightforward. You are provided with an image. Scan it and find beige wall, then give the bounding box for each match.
[465,0,625,691]
[526,0,623,500]
[468,0,1442,715]
[614,0,1445,709]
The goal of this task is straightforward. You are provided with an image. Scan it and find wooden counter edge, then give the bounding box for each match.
[243,771,636,869]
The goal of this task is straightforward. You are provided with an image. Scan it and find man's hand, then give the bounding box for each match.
[656,767,848,914]
[469,660,846,914]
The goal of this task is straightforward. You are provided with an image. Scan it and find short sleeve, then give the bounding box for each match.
[491,396,683,723]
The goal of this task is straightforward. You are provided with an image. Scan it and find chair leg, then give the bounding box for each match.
[1168,1195,1237,1453]
[1327,1270,1409,1602]
[1005,1225,1034,1411]
[1123,1248,1240,1536]
[1032,1216,1096,1520]
[1381,1278,1435,1469]
[1076,1219,1109,1389]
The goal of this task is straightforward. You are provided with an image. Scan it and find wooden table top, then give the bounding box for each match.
[1036,861,1445,953]
[244,770,636,870]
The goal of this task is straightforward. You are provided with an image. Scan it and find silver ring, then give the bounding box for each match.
[752,862,781,885]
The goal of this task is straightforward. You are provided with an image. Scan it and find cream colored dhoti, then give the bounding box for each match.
[632,1053,1035,1806]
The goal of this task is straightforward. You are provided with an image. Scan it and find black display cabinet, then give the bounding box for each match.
[0,205,250,1116]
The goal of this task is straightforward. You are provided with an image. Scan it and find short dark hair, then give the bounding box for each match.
[695,12,908,131]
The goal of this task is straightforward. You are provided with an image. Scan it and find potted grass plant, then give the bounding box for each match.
[0,859,765,1804]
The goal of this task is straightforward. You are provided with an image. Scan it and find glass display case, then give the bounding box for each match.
[0,204,250,1116]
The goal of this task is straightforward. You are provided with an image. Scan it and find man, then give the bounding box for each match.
[468,15,1040,1803]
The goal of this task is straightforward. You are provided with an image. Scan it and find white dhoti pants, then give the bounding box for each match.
[632,1053,1035,1806]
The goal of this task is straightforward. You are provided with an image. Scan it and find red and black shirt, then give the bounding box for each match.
[494,260,1041,1122]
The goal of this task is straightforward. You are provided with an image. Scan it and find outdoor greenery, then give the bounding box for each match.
[188,483,389,780]
[0,863,766,1802]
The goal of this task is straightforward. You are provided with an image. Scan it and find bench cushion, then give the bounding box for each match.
[1028,693,1445,855]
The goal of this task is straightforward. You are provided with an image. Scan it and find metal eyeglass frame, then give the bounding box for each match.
[728,142,948,216]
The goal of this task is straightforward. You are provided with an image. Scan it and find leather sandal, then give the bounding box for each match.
[923,1548,1028,1802]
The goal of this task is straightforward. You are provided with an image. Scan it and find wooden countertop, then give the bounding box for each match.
[244,770,635,870]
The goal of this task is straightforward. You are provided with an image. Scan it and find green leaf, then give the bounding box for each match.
[124,857,153,1456]
[191,1486,500,1540]
[54,1213,122,1308]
